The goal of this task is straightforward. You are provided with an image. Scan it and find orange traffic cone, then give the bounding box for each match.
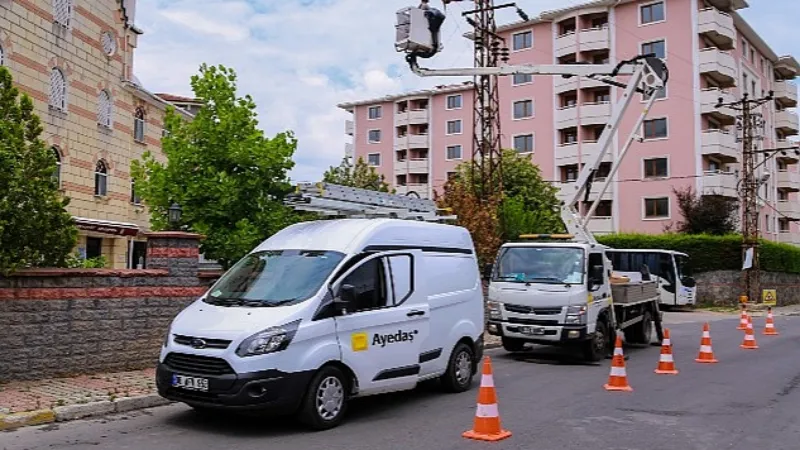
[654,328,678,375]
[604,336,633,392]
[695,322,719,363]
[463,356,511,442]
[763,307,779,336]
[740,315,759,349]
[737,306,748,330]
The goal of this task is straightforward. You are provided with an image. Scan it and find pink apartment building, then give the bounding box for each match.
[338,0,800,241]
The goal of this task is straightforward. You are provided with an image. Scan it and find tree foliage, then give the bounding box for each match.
[322,156,392,192]
[0,67,77,274]
[437,149,563,266]
[669,185,739,235]
[131,64,299,269]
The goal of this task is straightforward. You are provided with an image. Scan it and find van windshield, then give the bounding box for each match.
[494,246,585,284]
[204,250,345,307]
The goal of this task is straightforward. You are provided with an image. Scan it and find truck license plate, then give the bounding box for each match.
[520,326,545,335]
[172,374,209,392]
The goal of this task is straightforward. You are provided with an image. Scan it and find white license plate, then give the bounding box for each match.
[171,374,209,392]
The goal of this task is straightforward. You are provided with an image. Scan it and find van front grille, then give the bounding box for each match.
[164,353,234,376]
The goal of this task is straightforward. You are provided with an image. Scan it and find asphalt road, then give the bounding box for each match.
[5,313,800,450]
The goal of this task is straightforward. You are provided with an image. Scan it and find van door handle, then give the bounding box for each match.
[407,310,425,317]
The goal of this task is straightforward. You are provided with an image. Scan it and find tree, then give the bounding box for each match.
[670,185,739,235]
[322,156,392,192]
[437,149,563,265]
[0,67,77,274]
[131,64,298,269]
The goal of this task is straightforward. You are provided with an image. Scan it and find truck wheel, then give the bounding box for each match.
[624,311,652,345]
[501,337,526,352]
[297,365,349,431]
[440,342,475,393]
[583,318,608,362]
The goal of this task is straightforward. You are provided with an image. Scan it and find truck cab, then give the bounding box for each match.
[605,249,696,307]
[484,240,615,361]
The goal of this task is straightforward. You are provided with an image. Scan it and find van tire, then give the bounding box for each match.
[440,342,475,393]
[297,365,349,431]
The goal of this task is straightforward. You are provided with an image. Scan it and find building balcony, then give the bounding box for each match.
[558,180,614,203]
[580,76,610,90]
[777,170,800,192]
[701,129,739,162]
[394,183,429,199]
[555,141,613,166]
[587,216,614,235]
[555,143,580,165]
[776,140,800,163]
[394,158,429,175]
[775,58,800,81]
[555,76,579,93]
[699,48,737,88]
[698,8,736,51]
[704,0,749,11]
[556,105,578,128]
[395,108,429,126]
[345,143,354,158]
[578,26,610,52]
[702,171,738,198]
[774,81,798,108]
[581,101,612,125]
[700,88,737,124]
[776,110,800,136]
[395,134,429,149]
[555,31,577,58]
[778,231,800,246]
[777,200,800,219]
[345,120,354,136]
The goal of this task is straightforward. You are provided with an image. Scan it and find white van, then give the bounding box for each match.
[156,218,485,430]
[605,249,696,307]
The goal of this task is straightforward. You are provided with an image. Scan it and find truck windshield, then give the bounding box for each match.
[204,250,345,307]
[494,247,585,284]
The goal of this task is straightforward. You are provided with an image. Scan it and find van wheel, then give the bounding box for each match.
[297,366,348,431]
[440,342,475,393]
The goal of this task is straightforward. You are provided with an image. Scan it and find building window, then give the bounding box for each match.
[49,68,67,112]
[513,134,534,153]
[447,171,458,181]
[741,39,748,59]
[512,31,533,51]
[94,160,108,196]
[513,73,532,85]
[643,118,668,139]
[446,94,462,110]
[368,106,382,120]
[641,39,666,59]
[446,145,462,160]
[643,157,668,178]
[513,100,534,119]
[53,0,75,28]
[101,32,117,56]
[640,1,665,25]
[0,43,4,66]
[367,153,381,166]
[644,197,669,219]
[97,90,112,128]
[131,179,141,205]
[446,119,462,135]
[52,147,61,187]
[134,107,146,142]
[368,129,381,143]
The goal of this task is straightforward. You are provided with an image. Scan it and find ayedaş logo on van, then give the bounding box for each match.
[372,329,419,348]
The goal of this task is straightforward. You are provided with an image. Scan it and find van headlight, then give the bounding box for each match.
[162,324,173,348]
[236,319,301,357]
[565,305,587,325]
[487,301,503,320]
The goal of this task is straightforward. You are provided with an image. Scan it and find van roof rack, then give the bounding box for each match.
[518,234,576,241]
[284,182,457,222]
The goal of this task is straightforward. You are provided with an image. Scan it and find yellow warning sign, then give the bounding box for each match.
[351,332,369,352]
[762,289,777,306]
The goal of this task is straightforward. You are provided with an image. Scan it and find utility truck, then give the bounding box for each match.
[394,3,673,360]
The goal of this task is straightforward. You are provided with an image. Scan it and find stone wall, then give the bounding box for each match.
[0,232,221,383]
[695,270,800,306]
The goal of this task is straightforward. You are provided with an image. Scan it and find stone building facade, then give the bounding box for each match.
[0,0,192,269]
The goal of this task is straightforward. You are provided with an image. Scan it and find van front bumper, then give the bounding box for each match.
[156,361,314,413]
[486,320,588,343]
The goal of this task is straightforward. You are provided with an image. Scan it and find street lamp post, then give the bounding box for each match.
[168,202,183,231]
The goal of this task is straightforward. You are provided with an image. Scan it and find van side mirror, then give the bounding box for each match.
[681,276,696,288]
[483,263,494,280]
[335,284,356,313]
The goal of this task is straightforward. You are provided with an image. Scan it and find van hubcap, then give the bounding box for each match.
[316,376,344,420]
[455,351,472,385]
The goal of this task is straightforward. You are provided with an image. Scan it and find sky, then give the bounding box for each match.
[132,0,799,183]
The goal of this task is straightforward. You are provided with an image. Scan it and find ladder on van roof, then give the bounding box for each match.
[284,182,458,222]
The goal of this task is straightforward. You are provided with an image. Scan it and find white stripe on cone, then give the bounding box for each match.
[475,403,499,418]
[610,366,627,377]
[480,374,494,387]
[659,354,674,362]
[614,347,624,356]
[702,331,711,338]
[700,345,712,353]
[663,338,671,346]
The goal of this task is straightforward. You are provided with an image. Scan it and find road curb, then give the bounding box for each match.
[1,394,173,431]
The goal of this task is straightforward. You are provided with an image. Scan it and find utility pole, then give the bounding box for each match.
[716,91,773,305]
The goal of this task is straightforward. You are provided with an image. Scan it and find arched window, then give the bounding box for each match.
[134,107,146,142]
[49,68,67,111]
[53,0,75,28]
[98,89,112,128]
[52,147,61,187]
[94,160,108,196]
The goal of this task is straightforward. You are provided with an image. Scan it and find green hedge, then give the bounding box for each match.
[596,233,800,274]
